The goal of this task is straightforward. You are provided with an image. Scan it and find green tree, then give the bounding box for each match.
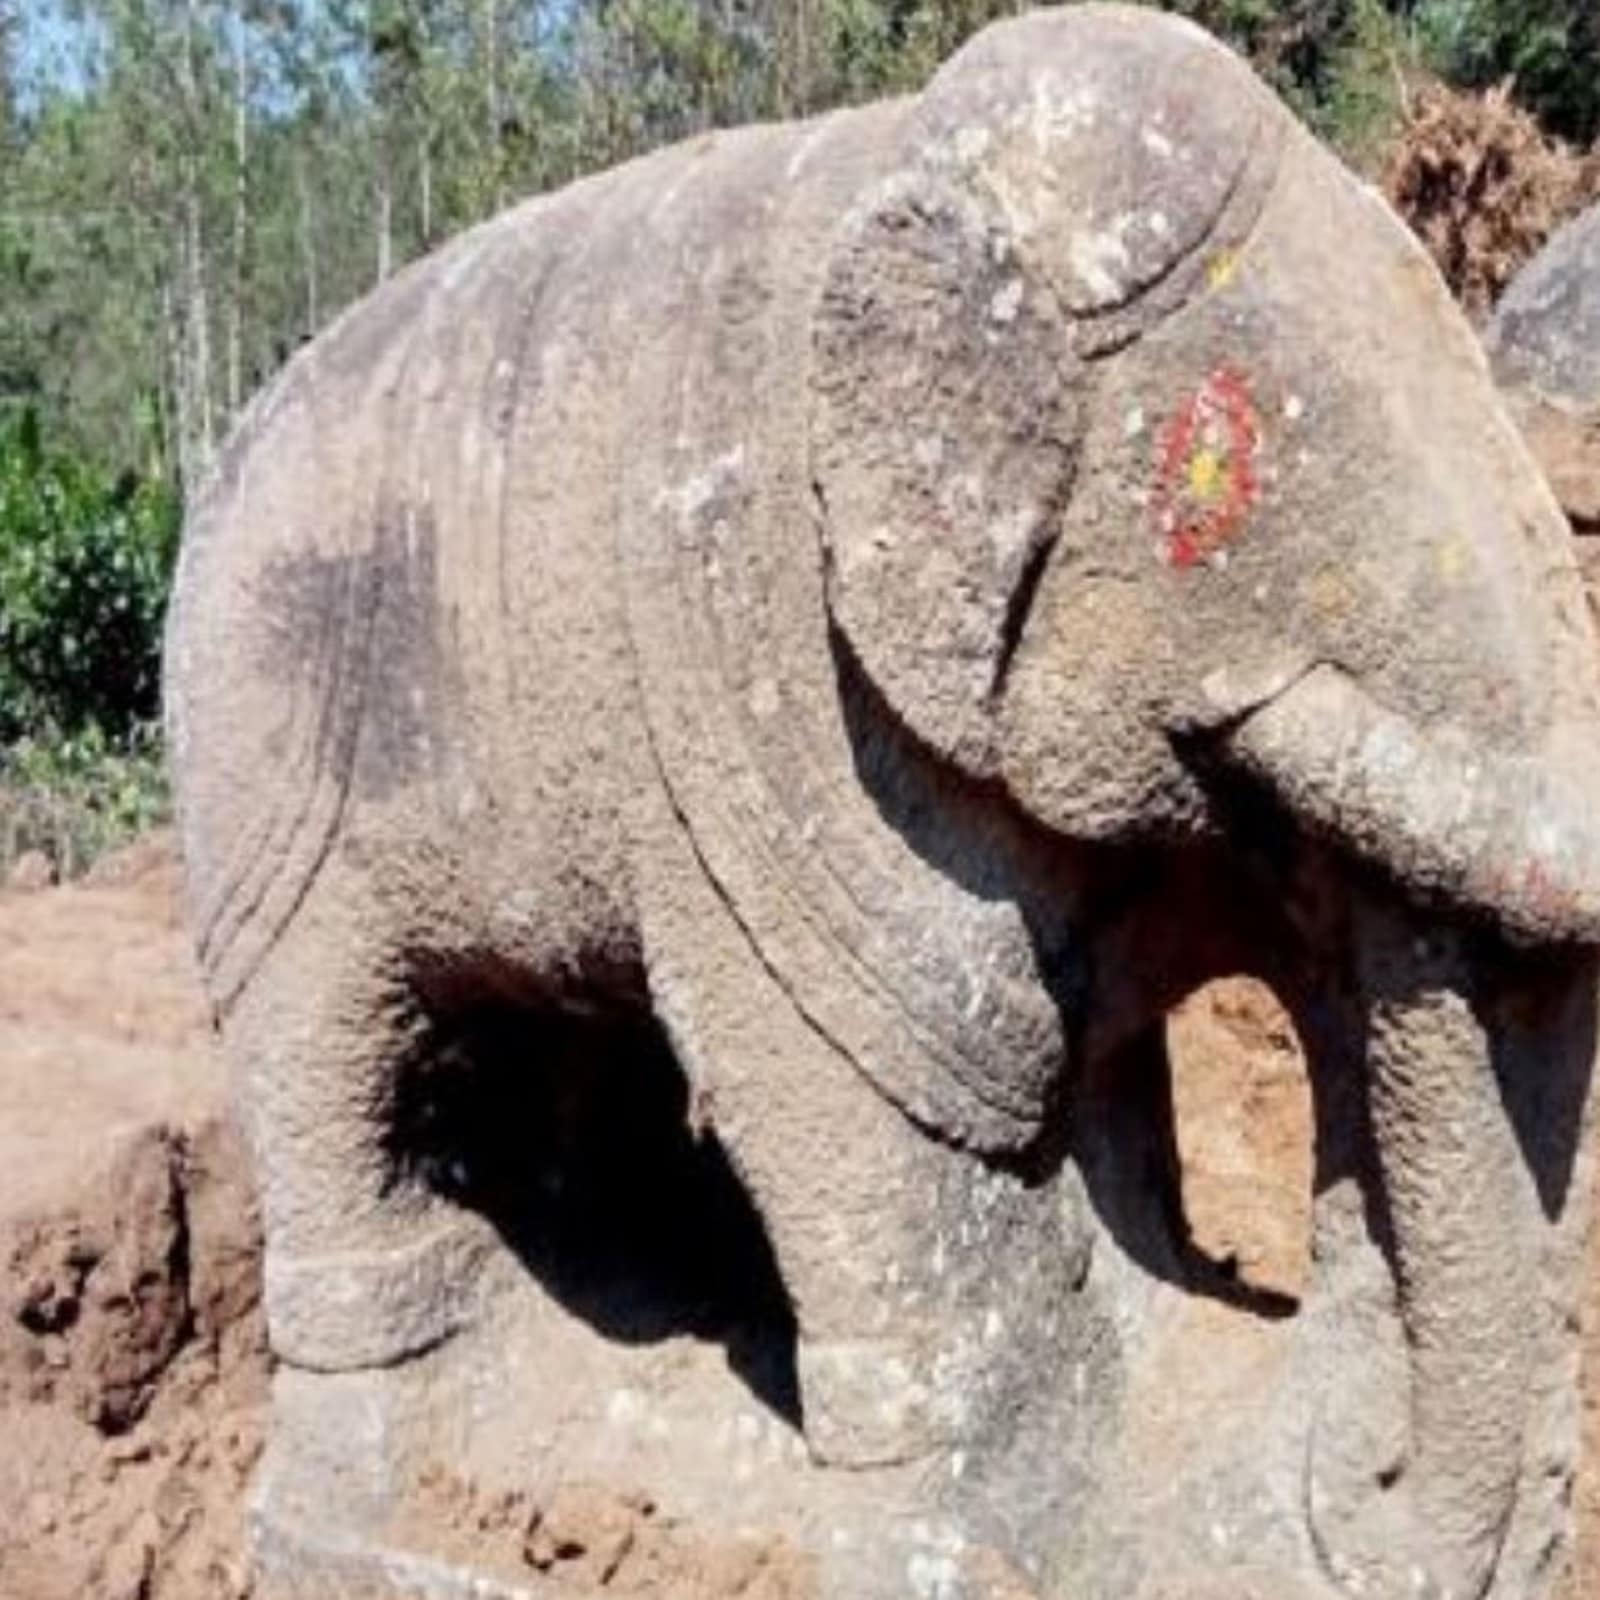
[0,0,16,144]
[1412,0,1600,145]
[0,406,179,742]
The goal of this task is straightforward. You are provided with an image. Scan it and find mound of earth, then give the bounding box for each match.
[0,834,267,1600]
[2,834,1597,1596]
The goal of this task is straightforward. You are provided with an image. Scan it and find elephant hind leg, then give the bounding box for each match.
[222,871,501,1372]
[228,865,803,1396]
[383,990,804,1422]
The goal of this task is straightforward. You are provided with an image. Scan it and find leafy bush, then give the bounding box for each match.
[1383,75,1600,316]
[0,407,177,877]
[0,721,169,879]
[0,405,179,745]
[1149,0,1600,161]
[1411,0,1600,147]
[1164,0,1358,119]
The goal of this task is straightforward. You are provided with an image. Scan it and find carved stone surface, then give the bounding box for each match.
[166,8,1600,1597]
[1487,201,1600,631]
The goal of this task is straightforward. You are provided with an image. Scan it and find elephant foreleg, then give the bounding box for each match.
[639,831,1090,1502]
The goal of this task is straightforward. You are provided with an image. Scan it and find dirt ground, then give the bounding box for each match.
[0,836,267,1600]
[1,836,1596,1598]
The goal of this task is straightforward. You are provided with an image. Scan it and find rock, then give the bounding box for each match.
[1487,202,1600,532]
[1490,203,1600,412]
[177,3,1600,1591]
[1492,205,1600,1600]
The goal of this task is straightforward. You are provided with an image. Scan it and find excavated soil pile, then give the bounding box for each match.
[2,837,1598,1597]
[0,836,267,1600]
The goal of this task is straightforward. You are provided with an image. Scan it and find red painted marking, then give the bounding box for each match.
[1168,530,1200,569]
[1153,365,1262,568]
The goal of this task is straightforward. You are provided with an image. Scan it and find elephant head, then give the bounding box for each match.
[810,8,1600,1595]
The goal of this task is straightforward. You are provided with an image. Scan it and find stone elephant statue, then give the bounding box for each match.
[166,6,1600,1597]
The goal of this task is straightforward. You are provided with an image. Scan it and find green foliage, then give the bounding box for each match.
[0,721,169,877]
[803,0,1024,104]
[1411,0,1600,146]
[1165,0,1355,116]
[0,405,179,745]
[565,0,769,165]
[1156,0,1420,157]
[1315,0,1418,167]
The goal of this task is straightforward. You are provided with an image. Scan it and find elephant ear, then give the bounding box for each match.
[809,174,1083,777]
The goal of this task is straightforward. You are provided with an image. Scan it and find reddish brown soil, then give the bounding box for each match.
[408,1472,819,1597]
[0,834,268,1600]
[1,838,1595,1597]
[1168,977,1314,1304]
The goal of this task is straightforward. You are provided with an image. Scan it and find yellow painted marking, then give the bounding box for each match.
[1436,538,1468,582]
[1187,447,1226,502]
[1206,248,1240,292]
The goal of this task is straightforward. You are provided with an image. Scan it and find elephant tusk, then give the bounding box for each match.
[1220,663,1600,947]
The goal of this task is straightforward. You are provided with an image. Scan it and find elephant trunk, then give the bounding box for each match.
[1217,668,1600,1594]
[1330,905,1542,1598]
[1221,663,1600,948]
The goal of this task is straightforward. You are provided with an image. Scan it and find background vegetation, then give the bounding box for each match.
[1,0,1597,874]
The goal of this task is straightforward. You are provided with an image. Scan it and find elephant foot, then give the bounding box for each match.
[797,1334,947,1467]
[1310,1419,1439,1600]
[265,1218,495,1371]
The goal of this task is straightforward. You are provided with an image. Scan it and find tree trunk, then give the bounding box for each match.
[162,274,193,496]
[179,0,214,492]
[0,0,17,149]
[484,0,502,213]
[227,0,249,420]
[376,167,392,283]
[296,152,319,336]
[418,133,432,247]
